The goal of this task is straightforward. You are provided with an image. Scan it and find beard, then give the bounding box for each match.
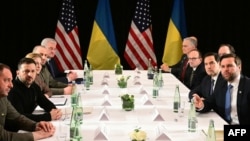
[223,72,237,82]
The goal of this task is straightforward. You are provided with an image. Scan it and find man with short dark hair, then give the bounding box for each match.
[218,43,235,57]
[0,63,55,141]
[6,58,62,132]
[193,54,250,124]
[184,49,206,90]
[189,52,226,100]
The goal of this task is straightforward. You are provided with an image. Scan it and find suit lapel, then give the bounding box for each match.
[236,75,245,115]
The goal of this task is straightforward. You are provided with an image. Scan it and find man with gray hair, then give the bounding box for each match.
[41,37,79,84]
[161,36,197,82]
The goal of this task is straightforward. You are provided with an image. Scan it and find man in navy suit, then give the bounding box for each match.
[161,36,197,82]
[184,49,206,90]
[193,53,250,124]
[41,38,81,84]
[189,52,226,100]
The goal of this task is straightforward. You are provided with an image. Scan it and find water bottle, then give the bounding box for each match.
[158,68,164,87]
[173,85,180,113]
[147,58,153,79]
[89,64,93,85]
[206,119,216,141]
[83,59,89,80]
[70,107,82,141]
[85,69,90,90]
[188,99,197,132]
[152,70,159,98]
[71,82,78,107]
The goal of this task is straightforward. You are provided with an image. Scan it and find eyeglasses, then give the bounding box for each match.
[188,57,200,61]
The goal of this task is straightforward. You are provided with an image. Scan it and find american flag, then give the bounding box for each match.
[124,0,157,70]
[55,0,83,71]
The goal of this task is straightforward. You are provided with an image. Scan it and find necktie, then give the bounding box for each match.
[180,57,188,82]
[225,84,233,121]
[48,60,56,78]
[210,79,215,95]
[189,69,194,86]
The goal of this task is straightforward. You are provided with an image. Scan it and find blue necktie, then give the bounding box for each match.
[210,79,215,95]
[225,84,233,121]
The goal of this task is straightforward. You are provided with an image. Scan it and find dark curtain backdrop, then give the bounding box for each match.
[1,0,250,77]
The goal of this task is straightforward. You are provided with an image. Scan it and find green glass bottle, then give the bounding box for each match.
[70,107,82,141]
[158,68,164,87]
[71,82,78,107]
[83,59,89,80]
[188,99,197,132]
[89,65,93,85]
[147,58,153,79]
[173,85,180,113]
[152,70,159,98]
[206,119,216,141]
[85,69,90,90]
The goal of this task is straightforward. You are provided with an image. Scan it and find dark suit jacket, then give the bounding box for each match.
[166,54,188,80]
[46,58,83,84]
[200,74,250,124]
[189,72,226,100]
[46,58,68,84]
[183,62,207,90]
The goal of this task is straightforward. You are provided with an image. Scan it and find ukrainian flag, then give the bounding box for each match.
[87,0,120,70]
[162,0,187,66]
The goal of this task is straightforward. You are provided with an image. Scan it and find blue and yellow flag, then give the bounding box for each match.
[162,0,187,66]
[87,0,120,70]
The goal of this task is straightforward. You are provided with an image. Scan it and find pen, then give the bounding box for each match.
[202,129,207,137]
[51,96,64,98]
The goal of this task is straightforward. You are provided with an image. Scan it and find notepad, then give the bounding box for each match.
[49,97,68,106]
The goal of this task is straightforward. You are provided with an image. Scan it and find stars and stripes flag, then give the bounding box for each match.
[54,0,83,71]
[124,0,157,70]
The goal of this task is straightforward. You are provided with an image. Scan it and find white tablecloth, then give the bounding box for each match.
[38,70,226,141]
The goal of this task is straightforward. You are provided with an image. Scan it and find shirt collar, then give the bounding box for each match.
[228,74,241,88]
[211,72,219,81]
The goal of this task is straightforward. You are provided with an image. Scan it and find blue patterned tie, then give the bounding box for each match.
[225,84,233,121]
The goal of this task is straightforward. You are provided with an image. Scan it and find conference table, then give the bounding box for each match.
[38,70,226,141]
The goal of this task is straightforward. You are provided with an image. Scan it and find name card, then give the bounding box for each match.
[102,85,110,94]
[133,77,141,85]
[102,95,112,106]
[151,108,164,121]
[101,78,109,86]
[154,124,171,141]
[99,108,110,121]
[141,95,153,105]
[94,124,109,140]
[139,86,147,94]
[103,72,110,78]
